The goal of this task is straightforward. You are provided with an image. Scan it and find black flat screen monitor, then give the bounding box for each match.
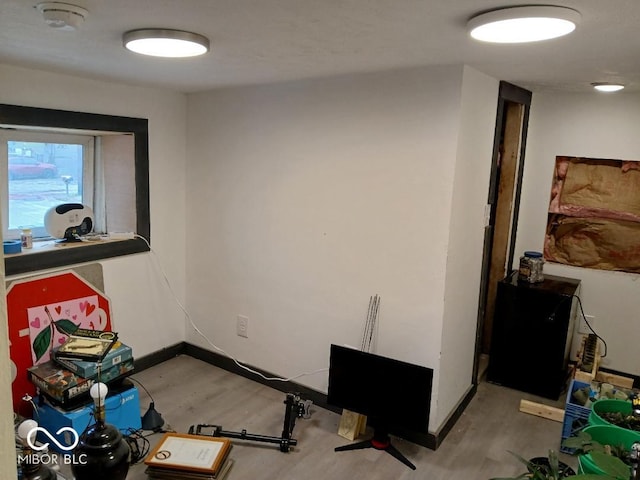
[327,344,433,436]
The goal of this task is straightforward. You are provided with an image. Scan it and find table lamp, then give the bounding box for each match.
[71,382,130,480]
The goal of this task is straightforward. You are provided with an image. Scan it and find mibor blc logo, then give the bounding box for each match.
[18,425,87,467]
[27,426,80,451]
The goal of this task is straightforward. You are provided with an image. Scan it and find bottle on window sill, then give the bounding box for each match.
[20,228,33,249]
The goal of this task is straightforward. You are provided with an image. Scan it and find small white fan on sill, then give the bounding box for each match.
[44,203,94,243]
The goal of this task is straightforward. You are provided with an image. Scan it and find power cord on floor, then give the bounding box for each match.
[123,428,150,464]
[133,234,329,383]
[126,376,156,403]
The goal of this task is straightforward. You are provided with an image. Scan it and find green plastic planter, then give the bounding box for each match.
[578,425,640,476]
[589,399,633,430]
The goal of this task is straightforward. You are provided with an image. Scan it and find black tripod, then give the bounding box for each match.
[335,426,416,470]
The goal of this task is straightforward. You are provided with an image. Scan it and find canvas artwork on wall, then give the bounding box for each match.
[545,156,640,273]
[27,294,105,365]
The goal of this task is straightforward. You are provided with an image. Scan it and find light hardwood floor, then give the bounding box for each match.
[58,354,575,479]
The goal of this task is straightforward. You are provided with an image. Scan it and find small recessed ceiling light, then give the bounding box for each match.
[123,29,210,58]
[591,83,625,92]
[468,5,581,43]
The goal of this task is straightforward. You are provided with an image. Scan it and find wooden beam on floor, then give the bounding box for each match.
[519,399,564,422]
[595,371,635,389]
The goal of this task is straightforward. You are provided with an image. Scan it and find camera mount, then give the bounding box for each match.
[188,393,311,453]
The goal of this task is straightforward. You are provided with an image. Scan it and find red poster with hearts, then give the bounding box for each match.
[7,271,113,417]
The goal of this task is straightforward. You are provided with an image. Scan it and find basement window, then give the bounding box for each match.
[0,104,150,276]
[1,131,94,240]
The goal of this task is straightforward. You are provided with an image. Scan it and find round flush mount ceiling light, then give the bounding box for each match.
[123,29,210,58]
[592,83,625,92]
[468,5,581,43]
[35,2,88,31]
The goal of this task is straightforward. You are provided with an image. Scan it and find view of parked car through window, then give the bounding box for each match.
[6,140,85,235]
[8,155,58,179]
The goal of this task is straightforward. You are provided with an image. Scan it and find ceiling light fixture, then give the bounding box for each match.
[591,83,625,92]
[468,5,581,43]
[123,29,210,58]
[35,2,88,31]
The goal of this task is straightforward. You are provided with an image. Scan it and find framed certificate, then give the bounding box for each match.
[145,433,232,475]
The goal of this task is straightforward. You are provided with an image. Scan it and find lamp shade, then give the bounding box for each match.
[123,29,210,57]
[468,6,581,43]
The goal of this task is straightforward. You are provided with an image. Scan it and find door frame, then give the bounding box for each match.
[473,81,532,384]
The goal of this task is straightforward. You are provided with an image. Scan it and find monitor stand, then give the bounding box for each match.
[334,427,416,470]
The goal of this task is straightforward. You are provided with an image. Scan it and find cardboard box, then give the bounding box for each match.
[53,341,133,378]
[36,384,142,452]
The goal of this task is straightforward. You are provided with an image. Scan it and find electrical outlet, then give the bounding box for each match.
[578,314,595,335]
[237,315,248,338]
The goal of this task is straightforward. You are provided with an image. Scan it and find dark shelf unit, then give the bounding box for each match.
[487,271,581,400]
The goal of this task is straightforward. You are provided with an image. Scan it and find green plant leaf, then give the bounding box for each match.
[561,431,594,450]
[32,327,51,361]
[548,449,560,478]
[507,450,535,469]
[53,319,79,336]
[589,451,630,479]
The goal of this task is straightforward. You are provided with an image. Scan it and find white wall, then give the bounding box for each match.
[517,91,640,376]
[0,64,188,357]
[186,65,496,432]
[439,67,498,427]
[0,61,501,437]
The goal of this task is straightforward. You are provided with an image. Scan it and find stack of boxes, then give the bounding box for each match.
[26,339,142,450]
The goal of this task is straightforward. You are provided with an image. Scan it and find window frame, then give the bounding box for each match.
[1,130,95,239]
[0,103,150,276]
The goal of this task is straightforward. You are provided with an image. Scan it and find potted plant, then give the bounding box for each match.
[491,448,629,479]
[590,400,640,434]
[562,426,640,478]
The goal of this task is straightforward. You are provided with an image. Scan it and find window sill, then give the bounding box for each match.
[4,236,150,276]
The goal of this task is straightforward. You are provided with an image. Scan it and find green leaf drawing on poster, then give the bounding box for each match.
[53,319,79,336]
[33,327,52,361]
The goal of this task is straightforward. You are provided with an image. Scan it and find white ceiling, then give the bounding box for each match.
[1,0,639,94]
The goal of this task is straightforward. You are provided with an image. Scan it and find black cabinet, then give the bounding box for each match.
[487,271,580,400]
